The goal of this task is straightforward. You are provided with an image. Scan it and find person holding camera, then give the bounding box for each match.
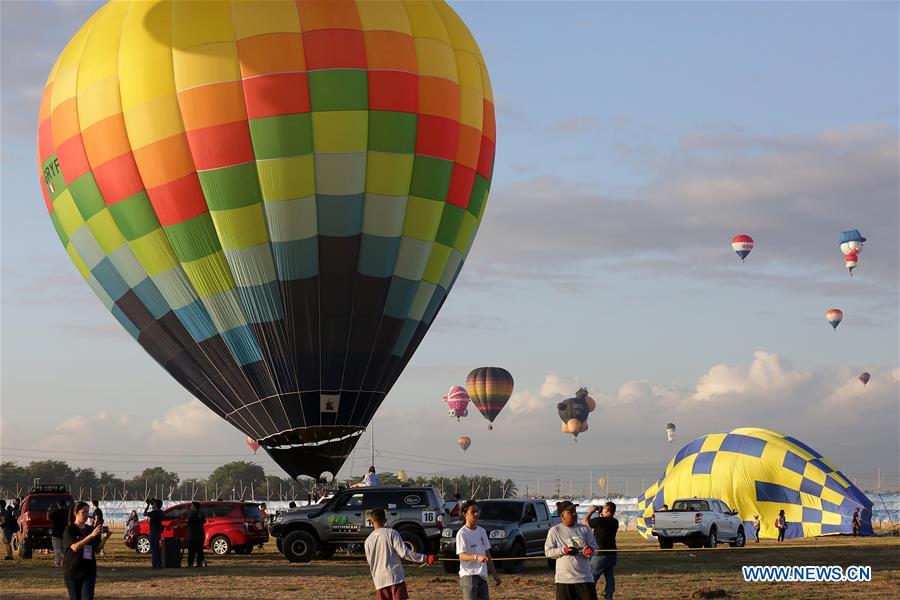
[545,501,599,600]
[584,502,618,600]
[62,501,112,600]
[143,499,164,569]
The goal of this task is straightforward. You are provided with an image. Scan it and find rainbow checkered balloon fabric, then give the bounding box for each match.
[636,428,873,540]
[37,0,494,479]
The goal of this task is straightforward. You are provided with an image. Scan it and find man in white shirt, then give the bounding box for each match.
[456,500,501,600]
[364,508,435,599]
[545,501,599,600]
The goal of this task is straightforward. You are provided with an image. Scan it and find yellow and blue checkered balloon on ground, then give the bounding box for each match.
[636,427,873,540]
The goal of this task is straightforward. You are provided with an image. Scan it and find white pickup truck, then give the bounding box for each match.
[651,498,746,549]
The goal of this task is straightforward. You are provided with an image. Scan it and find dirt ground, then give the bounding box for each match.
[3,529,899,599]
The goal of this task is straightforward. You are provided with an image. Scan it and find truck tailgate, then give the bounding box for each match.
[654,513,699,529]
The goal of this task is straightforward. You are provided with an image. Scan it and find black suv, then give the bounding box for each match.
[270,486,444,562]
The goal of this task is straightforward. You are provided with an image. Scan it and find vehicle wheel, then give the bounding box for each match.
[442,558,459,574]
[234,544,253,555]
[211,535,232,555]
[135,535,151,554]
[12,535,32,560]
[729,527,745,548]
[503,542,525,573]
[704,527,717,548]
[275,538,283,554]
[316,544,337,560]
[398,529,425,555]
[283,530,317,563]
[658,536,673,549]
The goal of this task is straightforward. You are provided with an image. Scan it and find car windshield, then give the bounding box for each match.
[672,500,710,512]
[26,496,67,512]
[477,502,523,522]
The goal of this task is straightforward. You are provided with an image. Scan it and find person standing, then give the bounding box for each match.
[364,508,434,599]
[90,501,105,556]
[62,501,112,600]
[186,502,206,568]
[456,500,501,600]
[584,502,618,600]
[1,499,17,560]
[143,499,164,569]
[258,503,268,550]
[49,499,70,567]
[752,515,761,542]
[852,509,861,536]
[125,510,139,531]
[545,501,598,600]
[775,510,787,543]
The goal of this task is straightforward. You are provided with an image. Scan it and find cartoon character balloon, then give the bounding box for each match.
[466,367,514,430]
[859,372,870,385]
[666,423,676,443]
[732,235,754,262]
[826,309,843,331]
[557,387,596,441]
[37,0,496,480]
[246,436,260,454]
[839,230,866,256]
[444,386,470,420]
[458,436,472,452]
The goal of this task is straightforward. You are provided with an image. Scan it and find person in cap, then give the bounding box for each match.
[545,501,599,600]
[752,515,761,542]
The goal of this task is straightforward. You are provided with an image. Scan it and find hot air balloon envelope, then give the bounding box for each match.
[467,368,514,430]
[732,235,754,261]
[859,372,870,385]
[458,436,472,452]
[636,428,873,540]
[444,386,470,420]
[665,423,676,443]
[38,0,496,480]
[826,309,843,330]
[246,436,260,454]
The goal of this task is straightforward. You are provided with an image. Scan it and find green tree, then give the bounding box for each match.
[0,462,28,496]
[24,460,76,492]
[206,462,265,500]
[128,467,180,500]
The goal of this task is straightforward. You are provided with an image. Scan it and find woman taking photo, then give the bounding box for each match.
[62,501,112,600]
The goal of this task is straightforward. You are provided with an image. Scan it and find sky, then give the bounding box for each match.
[1,1,898,496]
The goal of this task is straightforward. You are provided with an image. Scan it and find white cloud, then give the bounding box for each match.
[691,351,812,403]
[507,374,581,414]
[149,400,222,445]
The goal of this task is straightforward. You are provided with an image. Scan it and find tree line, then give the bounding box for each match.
[0,460,517,502]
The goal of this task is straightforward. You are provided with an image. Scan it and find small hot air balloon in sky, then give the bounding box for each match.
[444,386,470,420]
[598,478,606,490]
[859,372,870,385]
[666,423,676,443]
[467,367,514,430]
[397,470,408,483]
[826,309,843,331]
[732,235,754,262]
[458,436,472,452]
[246,436,260,455]
[558,387,596,440]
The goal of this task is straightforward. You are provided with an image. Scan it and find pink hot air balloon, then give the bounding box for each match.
[444,386,470,420]
[246,436,260,454]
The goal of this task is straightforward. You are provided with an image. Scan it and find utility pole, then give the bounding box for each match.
[554,477,561,499]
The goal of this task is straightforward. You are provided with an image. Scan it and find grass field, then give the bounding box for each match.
[4,529,899,599]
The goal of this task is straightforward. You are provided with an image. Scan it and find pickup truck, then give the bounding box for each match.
[651,498,746,548]
[439,499,560,573]
[269,486,444,562]
[11,485,74,560]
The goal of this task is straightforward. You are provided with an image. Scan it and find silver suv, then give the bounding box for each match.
[270,486,444,562]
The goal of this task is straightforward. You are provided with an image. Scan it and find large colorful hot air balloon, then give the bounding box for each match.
[665,423,676,443]
[731,235,754,262]
[858,372,870,385]
[38,1,496,480]
[457,436,471,452]
[635,428,874,541]
[443,385,470,420]
[466,367,513,430]
[557,387,595,440]
[826,309,843,331]
[245,436,260,454]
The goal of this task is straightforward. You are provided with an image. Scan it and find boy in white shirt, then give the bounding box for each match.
[364,508,435,599]
[456,500,501,600]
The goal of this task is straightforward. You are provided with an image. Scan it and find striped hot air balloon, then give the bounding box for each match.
[826,309,843,331]
[731,235,754,262]
[466,367,513,430]
[37,0,496,480]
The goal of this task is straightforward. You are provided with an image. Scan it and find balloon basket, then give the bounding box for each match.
[488,425,493,431]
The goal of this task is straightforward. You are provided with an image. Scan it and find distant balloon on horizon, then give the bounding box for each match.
[859,372,870,385]
[826,309,843,331]
[731,235,754,262]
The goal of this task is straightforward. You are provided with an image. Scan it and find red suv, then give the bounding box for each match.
[13,485,74,560]
[124,501,268,556]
